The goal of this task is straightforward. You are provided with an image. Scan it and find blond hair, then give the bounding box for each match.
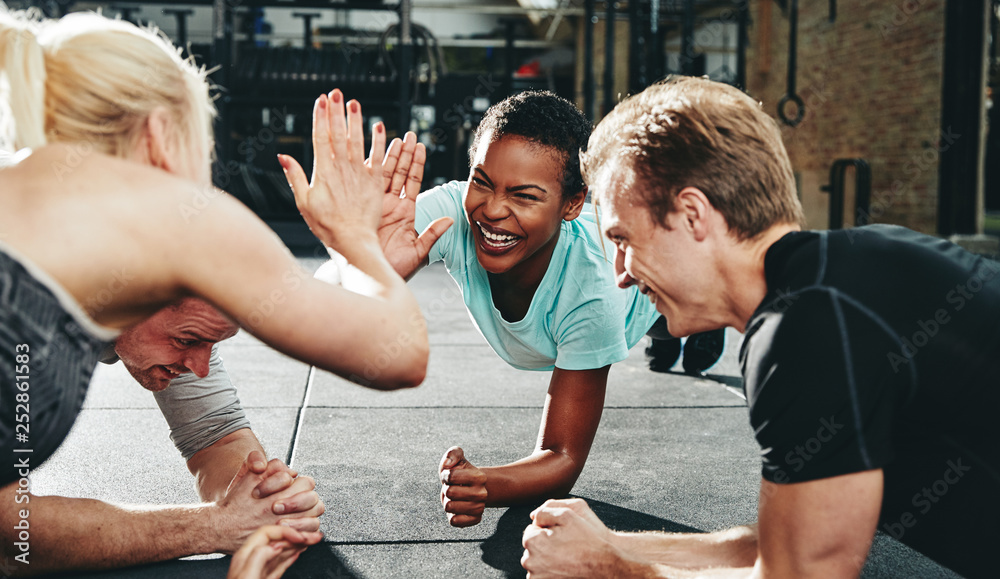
[0,9,214,160]
[582,76,804,241]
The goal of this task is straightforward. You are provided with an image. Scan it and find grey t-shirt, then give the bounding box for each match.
[100,344,251,460]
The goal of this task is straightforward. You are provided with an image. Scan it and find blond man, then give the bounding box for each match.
[521,77,997,579]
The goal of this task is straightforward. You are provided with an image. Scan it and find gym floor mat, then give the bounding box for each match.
[33,262,960,578]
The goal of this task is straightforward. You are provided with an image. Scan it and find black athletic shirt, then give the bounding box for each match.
[741,224,1000,578]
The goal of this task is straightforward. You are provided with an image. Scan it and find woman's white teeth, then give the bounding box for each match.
[479,224,518,246]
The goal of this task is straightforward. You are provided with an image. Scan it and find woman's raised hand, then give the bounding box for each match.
[378,132,453,279]
[280,89,387,254]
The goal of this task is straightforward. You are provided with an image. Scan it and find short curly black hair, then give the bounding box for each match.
[470,90,592,200]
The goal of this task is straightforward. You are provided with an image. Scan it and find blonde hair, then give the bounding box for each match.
[583,76,804,241]
[0,9,214,160]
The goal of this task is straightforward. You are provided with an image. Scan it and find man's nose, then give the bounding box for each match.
[615,247,637,289]
[184,345,212,378]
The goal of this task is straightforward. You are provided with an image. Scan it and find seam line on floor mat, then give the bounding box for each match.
[286,365,316,466]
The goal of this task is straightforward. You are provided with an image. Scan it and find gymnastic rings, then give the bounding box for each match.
[778,93,805,127]
[778,0,805,127]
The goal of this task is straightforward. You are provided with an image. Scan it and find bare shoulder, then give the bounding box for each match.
[21,146,269,247]
[2,145,213,219]
[0,146,293,327]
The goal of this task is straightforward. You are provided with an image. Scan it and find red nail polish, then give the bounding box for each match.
[350,101,359,114]
[375,122,384,134]
[332,90,342,103]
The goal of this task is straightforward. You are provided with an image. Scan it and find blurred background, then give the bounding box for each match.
[9,0,999,254]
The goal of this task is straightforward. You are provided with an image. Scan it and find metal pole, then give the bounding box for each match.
[603,1,616,116]
[650,0,662,78]
[681,0,695,75]
[628,0,644,93]
[736,0,749,89]
[293,13,320,49]
[398,0,413,132]
[584,0,596,120]
[164,9,194,47]
[992,0,999,61]
[938,0,989,234]
[177,12,188,47]
[787,0,798,97]
[212,0,232,165]
[505,20,517,98]
[828,161,845,230]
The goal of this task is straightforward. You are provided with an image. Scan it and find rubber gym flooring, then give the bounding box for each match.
[34,258,960,578]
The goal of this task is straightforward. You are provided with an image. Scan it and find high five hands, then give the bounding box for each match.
[279,90,451,275]
[379,132,453,280]
[279,89,387,253]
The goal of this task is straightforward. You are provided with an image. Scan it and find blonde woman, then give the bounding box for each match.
[0,10,429,575]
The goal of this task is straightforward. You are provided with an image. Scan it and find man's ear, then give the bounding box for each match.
[142,108,178,173]
[675,186,712,241]
[562,186,588,221]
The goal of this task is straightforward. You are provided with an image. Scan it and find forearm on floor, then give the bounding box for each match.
[611,524,759,571]
[0,494,220,575]
[187,428,266,503]
[481,449,584,507]
[615,559,756,579]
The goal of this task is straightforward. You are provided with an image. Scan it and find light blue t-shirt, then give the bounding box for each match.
[415,180,660,371]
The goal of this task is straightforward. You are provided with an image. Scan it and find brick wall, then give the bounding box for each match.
[746,0,947,233]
